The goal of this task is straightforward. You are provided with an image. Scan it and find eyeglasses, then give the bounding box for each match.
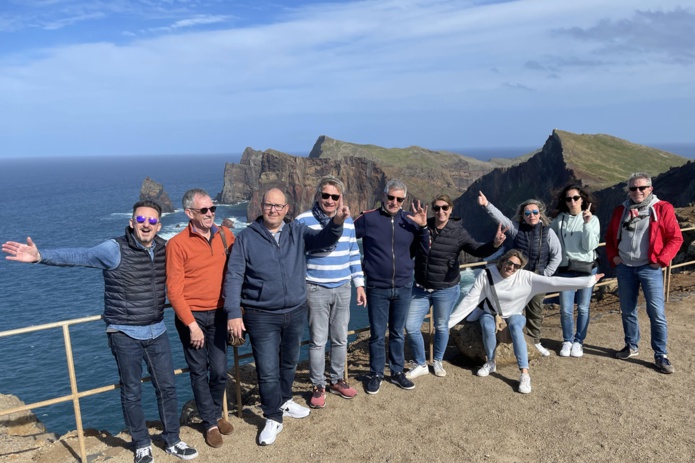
[387,194,405,203]
[629,185,650,192]
[262,203,287,211]
[524,210,540,217]
[433,205,450,212]
[321,193,341,201]
[135,216,159,225]
[565,195,582,203]
[504,260,522,270]
[189,206,217,214]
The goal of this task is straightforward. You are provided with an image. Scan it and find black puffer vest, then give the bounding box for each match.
[102,228,166,325]
[514,223,550,274]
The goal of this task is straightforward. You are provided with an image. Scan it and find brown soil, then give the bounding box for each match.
[4,272,695,463]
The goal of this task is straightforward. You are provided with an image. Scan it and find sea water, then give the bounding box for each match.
[0,154,477,436]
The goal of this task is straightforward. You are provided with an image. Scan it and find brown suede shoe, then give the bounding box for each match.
[205,426,223,448]
[217,418,234,435]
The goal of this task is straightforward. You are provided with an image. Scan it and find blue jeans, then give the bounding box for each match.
[307,283,352,386]
[405,284,461,365]
[244,305,307,423]
[108,331,180,449]
[366,283,412,376]
[479,312,529,370]
[558,267,597,344]
[175,308,228,429]
[616,263,669,359]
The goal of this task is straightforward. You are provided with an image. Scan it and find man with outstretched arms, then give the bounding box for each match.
[2,200,198,463]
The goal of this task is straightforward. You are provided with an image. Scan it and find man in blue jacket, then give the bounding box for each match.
[354,179,429,394]
[224,188,349,446]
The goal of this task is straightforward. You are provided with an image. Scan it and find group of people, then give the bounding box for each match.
[1,172,683,460]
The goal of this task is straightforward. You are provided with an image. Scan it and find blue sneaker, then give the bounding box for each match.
[366,374,382,395]
[656,356,675,374]
[391,372,415,390]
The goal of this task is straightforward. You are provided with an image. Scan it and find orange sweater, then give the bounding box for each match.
[166,223,235,326]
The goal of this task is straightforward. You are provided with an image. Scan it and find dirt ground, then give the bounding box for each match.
[4,273,695,463]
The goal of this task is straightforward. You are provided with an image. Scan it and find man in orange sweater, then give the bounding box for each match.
[167,188,235,449]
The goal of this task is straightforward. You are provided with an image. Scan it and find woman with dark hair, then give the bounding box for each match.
[477,192,562,357]
[550,185,600,358]
[405,194,505,380]
[448,249,603,394]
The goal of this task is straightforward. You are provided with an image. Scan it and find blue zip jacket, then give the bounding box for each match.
[354,207,429,289]
[224,216,343,318]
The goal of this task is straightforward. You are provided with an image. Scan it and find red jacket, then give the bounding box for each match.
[605,200,683,268]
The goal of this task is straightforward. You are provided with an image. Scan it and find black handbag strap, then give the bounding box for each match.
[484,268,503,317]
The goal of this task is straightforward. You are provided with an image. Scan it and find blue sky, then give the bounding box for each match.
[1,0,694,158]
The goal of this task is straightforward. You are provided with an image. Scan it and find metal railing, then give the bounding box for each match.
[1,225,693,463]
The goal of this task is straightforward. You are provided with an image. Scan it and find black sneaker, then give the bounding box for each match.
[656,357,675,374]
[391,372,415,390]
[615,345,639,360]
[134,446,153,463]
[366,374,383,395]
[166,441,199,460]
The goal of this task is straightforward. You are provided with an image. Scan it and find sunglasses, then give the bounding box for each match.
[433,205,450,212]
[135,216,159,225]
[504,260,522,270]
[565,195,582,203]
[321,193,341,201]
[524,210,540,217]
[387,194,405,203]
[629,185,650,192]
[189,206,217,214]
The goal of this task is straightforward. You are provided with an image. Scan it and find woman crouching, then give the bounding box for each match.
[448,249,603,394]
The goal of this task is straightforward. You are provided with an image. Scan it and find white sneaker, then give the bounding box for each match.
[432,360,446,377]
[559,342,572,357]
[534,343,551,357]
[570,342,584,358]
[258,419,283,446]
[281,399,310,419]
[518,373,532,394]
[477,361,496,377]
[405,363,429,379]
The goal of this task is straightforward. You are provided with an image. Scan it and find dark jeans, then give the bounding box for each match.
[366,283,413,376]
[244,305,307,423]
[175,308,228,429]
[108,331,180,449]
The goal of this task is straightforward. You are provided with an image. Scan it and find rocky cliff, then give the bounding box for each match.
[217,147,387,220]
[139,177,175,213]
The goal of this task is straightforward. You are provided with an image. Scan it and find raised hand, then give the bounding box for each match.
[582,203,593,223]
[478,191,489,207]
[2,237,40,263]
[333,203,351,225]
[493,223,509,247]
[409,199,428,226]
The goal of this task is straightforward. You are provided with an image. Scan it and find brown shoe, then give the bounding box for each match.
[217,418,234,435]
[205,426,223,448]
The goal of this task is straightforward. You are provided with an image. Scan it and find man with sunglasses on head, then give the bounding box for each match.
[224,188,349,446]
[295,176,366,409]
[167,188,235,449]
[606,173,683,374]
[354,179,429,394]
[2,200,198,463]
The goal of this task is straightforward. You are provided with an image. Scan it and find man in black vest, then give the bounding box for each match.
[2,200,198,463]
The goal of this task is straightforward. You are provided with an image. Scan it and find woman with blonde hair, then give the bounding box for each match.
[477,192,562,357]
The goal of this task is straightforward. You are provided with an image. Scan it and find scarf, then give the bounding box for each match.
[311,202,337,253]
[622,193,654,231]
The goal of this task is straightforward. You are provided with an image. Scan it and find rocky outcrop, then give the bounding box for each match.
[449,321,541,367]
[139,177,175,213]
[217,148,387,220]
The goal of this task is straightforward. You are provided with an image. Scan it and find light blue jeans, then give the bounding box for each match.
[558,267,597,344]
[616,263,668,359]
[307,282,352,387]
[405,284,461,365]
[479,312,528,370]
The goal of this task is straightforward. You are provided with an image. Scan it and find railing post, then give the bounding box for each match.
[233,346,243,419]
[665,261,672,302]
[62,325,87,463]
[428,305,434,364]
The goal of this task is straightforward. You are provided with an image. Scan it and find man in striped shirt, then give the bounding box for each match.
[295,176,366,408]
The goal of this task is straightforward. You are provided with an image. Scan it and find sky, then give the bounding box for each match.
[1,0,694,158]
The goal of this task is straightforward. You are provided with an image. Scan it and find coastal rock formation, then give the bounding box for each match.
[139,177,175,213]
[449,321,541,367]
[217,148,387,220]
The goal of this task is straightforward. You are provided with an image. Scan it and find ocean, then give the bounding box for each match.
[0,153,481,436]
